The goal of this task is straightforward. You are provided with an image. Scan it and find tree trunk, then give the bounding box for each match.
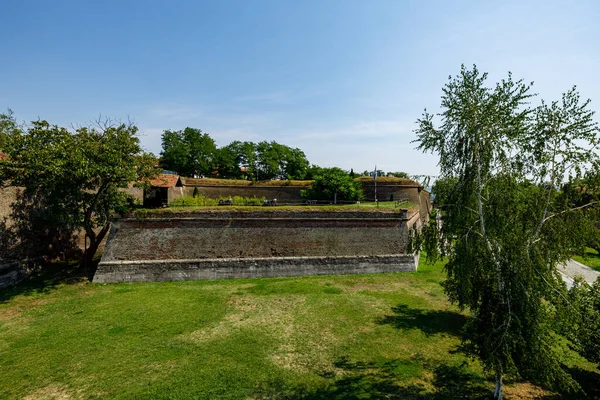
[493,372,503,400]
[81,222,111,271]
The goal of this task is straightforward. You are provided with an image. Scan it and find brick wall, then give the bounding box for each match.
[94,210,419,282]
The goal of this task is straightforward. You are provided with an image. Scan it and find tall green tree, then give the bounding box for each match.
[159,129,188,174]
[160,127,217,176]
[301,167,363,202]
[0,118,157,267]
[255,141,280,180]
[283,147,309,179]
[414,65,600,398]
[255,141,309,180]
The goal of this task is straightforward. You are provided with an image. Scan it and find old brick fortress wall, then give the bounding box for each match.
[182,185,305,201]
[94,210,421,282]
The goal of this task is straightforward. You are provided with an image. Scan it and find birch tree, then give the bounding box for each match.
[414,65,600,399]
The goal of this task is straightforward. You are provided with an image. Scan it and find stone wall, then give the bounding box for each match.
[0,261,30,288]
[359,183,422,203]
[181,185,305,201]
[419,190,432,222]
[94,210,419,282]
[94,255,418,283]
[0,186,19,223]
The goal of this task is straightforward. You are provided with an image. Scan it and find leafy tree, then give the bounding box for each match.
[183,127,217,176]
[255,141,309,180]
[302,167,363,202]
[390,171,410,178]
[159,129,188,175]
[0,118,157,267]
[557,277,600,366]
[0,109,19,151]
[214,146,242,179]
[414,65,600,398]
[255,141,282,180]
[222,140,256,180]
[160,128,217,176]
[283,147,309,180]
[238,141,259,180]
[563,171,600,253]
[305,164,326,180]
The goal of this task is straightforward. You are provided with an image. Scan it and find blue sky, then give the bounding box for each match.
[2,0,599,176]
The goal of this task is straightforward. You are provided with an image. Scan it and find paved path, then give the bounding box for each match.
[558,259,600,289]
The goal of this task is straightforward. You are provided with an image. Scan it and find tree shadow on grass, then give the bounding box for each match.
[376,304,468,337]
[255,356,491,399]
[0,259,97,304]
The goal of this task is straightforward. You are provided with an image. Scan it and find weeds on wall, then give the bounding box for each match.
[170,195,266,207]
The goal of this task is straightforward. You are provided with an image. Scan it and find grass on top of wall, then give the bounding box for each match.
[170,195,267,207]
[1,258,598,399]
[181,178,314,187]
[136,201,416,216]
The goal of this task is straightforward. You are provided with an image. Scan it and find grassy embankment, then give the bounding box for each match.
[1,259,597,399]
[573,247,600,272]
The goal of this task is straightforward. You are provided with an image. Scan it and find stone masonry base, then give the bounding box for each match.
[93,254,418,283]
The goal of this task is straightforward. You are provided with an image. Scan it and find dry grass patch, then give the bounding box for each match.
[23,384,79,400]
[184,294,305,344]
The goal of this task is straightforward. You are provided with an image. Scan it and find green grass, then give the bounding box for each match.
[573,247,600,271]
[0,259,596,399]
[140,201,415,215]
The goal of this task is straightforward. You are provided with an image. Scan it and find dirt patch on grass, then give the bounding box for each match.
[0,298,48,321]
[340,279,420,294]
[184,294,305,344]
[23,384,78,400]
[183,293,345,373]
[504,382,548,399]
[0,306,23,321]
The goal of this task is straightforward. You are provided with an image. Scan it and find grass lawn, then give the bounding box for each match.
[573,247,600,272]
[0,260,597,399]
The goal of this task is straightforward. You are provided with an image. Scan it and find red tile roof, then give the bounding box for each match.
[149,174,180,188]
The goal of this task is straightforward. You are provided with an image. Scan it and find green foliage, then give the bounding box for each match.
[0,117,158,265]
[192,186,199,198]
[0,109,19,152]
[255,141,309,180]
[557,277,600,366]
[301,167,364,202]
[572,248,600,271]
[305,164,326,180]
[215,145,243,179]
[160,133,311,181]
[225,140,258,180]
[160,127,217,176]
[390,171,410,178]
[170,195,266,207]
[414,65,600,398]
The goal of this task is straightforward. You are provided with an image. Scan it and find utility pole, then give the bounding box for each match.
[374,164,377,204]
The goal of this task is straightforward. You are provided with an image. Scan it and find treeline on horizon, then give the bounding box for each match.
[159,127,410,181]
